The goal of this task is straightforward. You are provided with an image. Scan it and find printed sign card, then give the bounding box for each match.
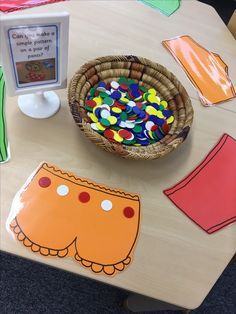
[8,25,59,88]
[1,12,69,96]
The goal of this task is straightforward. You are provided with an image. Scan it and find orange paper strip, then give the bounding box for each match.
[162,35,236,106]
[7,162,141,276]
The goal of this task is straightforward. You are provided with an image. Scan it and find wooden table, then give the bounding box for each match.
[1,0,236,311]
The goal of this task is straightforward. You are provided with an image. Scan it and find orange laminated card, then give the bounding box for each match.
[7,162,141,276]
[162,35,236,106]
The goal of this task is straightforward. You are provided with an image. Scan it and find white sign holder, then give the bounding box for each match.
[0,12,69,119]
[18,91,60,119]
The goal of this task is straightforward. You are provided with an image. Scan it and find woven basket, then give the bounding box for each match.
[68,55,193,160]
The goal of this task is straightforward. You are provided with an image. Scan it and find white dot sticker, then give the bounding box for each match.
[57,185,69,196]
[101,200,113,211]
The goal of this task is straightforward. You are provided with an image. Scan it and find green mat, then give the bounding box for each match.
[0,66,9,163]
[139,0,181,16]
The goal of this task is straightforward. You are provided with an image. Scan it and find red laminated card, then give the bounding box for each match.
[164,134,236,234]
[0,0,65,13]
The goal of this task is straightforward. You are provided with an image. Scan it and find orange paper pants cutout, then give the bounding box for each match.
[7,163,141,276]
[162,35,236,106]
